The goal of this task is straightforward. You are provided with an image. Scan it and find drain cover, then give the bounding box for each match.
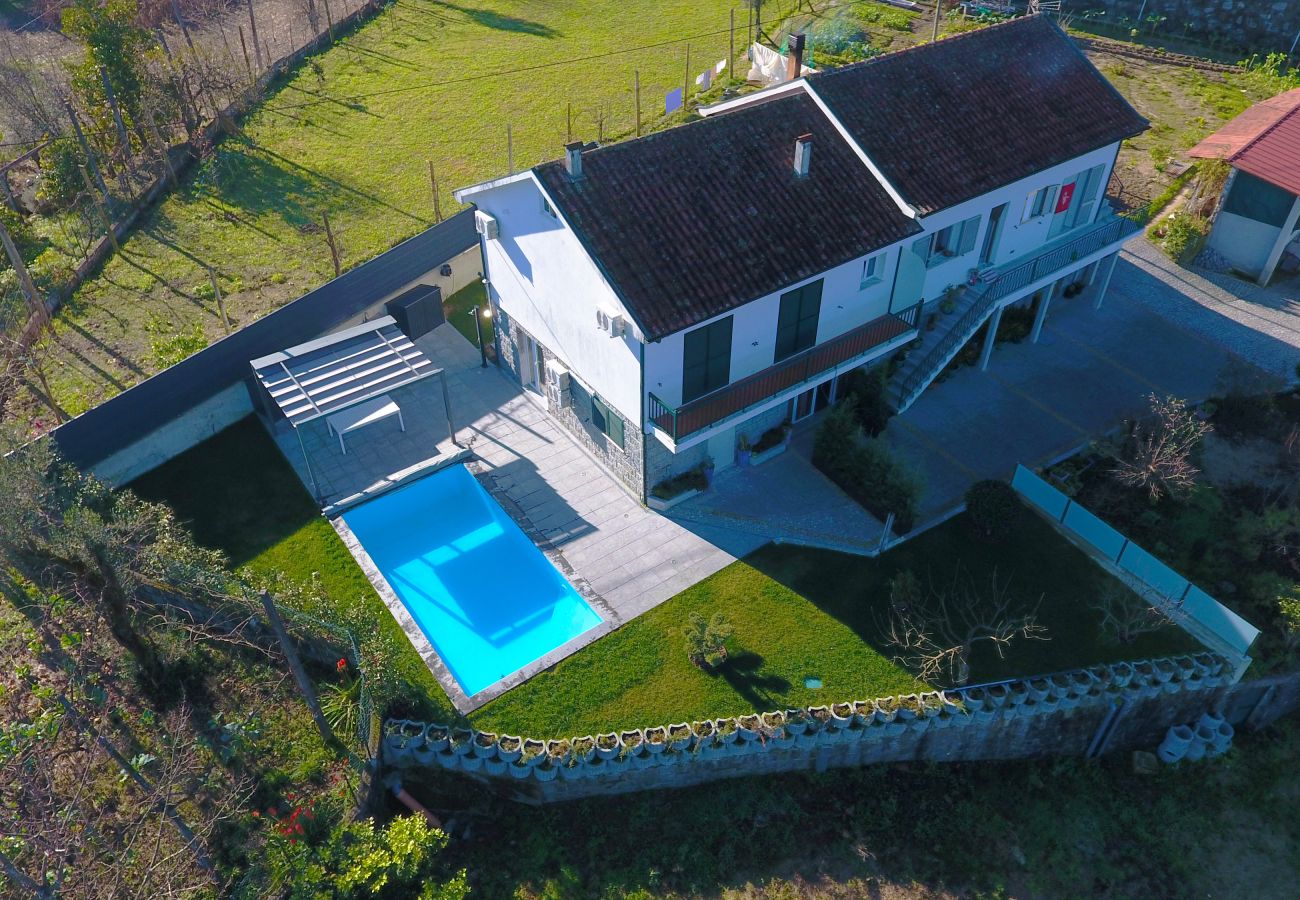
[803,677,823,689]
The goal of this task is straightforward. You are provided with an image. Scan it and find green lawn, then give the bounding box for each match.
[129,416,1194,740]
[33,0,771,421]
[441,280,494,353]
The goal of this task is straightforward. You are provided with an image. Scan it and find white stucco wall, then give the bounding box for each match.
[642,142,1121,415]
[468,176,644,422]
[643,246,902,410]
[1207,211,1280,278]
[912,142,1122,301]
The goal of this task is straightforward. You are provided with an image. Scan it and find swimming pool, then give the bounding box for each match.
[341,464,601,697]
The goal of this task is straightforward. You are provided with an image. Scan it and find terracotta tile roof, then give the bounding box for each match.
[535,93,920,342]
[1189,88,1300,196]
[806,15,1148,215]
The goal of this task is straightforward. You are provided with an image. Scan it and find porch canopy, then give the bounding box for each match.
[250,315,454,501]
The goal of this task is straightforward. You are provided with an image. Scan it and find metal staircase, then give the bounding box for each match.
[887,212,1140,414]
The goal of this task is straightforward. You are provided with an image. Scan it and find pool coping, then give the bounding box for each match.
[329,454,621,715]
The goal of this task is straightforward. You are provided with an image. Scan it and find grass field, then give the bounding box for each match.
[129,415,1193,738]
[34,0,773,420]
[19,0,1293,430]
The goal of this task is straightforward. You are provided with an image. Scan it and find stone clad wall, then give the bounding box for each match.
[383,655,1300,804]
[1068,1,1300,54]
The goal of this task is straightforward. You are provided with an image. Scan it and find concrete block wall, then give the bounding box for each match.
[383,652,1300,804]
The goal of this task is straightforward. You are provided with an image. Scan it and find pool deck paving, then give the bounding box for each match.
[274,322,737,709]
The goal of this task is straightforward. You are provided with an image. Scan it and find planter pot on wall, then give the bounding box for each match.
[572,738,597,763]
[716,720,740,744]
[472,732,499,760]
[1027,679,1051,702]
[483,758,508,777]
[1110,662,1135,689]
[737,715,762,740]
[643,727,669,754]
[424,726,450,753]
[1158,724,1194,764]
[985,684,1010,708]
[522,739,546,765]
[830,703,855,728]
[412,740,438,767]
[497,736,524,763]
[595,734,620,760]
[508,762,534,780]
[534,763,559,782]
[460,754,485,773]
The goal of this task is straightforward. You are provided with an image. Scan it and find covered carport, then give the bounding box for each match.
[250,315,460,507]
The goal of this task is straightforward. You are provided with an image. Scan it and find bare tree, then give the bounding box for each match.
[884,566,1048,685]
[1112,393,1212,501]
[1091,582,1187,644]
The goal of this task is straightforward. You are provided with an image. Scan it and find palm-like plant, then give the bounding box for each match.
[682,612,733,668]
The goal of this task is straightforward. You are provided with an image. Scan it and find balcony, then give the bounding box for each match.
[648,305,920,444]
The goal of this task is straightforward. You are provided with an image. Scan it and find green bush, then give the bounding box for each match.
[964,479,1020,541]
[1148,210,1208,262]
[37,137,86,208]
[812,402,922,532]
[839,365,894,437]
[651,466,708,500]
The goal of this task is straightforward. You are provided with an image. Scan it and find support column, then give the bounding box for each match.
[1257,193,1300,287]
[1029,281,1057,344]
[1093,252,1119,311]
[978,305,1003,371]
[1085,258,1102,285]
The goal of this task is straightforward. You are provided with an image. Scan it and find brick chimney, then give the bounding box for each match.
[786,33,806,82]
[564,141,583,179]
[794,134,812,177]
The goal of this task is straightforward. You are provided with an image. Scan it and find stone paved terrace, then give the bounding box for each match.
[270,323,735,628]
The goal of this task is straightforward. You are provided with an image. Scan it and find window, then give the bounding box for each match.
[912,216,981,268]
[682,316,733,403]
[859,253,885,289]
[541,196,557,219]
[1223,171,1295,228]
[591,395,625,448]
[1023,184,1058,221]
[775,279,823,362]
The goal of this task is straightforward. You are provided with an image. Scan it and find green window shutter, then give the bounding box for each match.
[591,394,608,433]
[775,280,822,362]
[607,407,625,447]
[958,215,981,255]
[683,317,732,403]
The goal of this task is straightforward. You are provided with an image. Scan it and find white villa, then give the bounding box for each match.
[454,16,1149,502]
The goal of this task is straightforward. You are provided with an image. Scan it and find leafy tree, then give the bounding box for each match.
[964,479,1019,541]
[61,0,156,144]
[262,810,468,899]
[36,136,86,208]
[0,441,226,684]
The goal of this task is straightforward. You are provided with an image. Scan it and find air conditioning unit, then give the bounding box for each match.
[474,210,499,240]
[545,361,572,408]
[545,360,571,390]
[595,308,625,337]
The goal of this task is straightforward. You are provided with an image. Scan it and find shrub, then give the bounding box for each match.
[964,480,1019,540]
[840,366,894,437]
[1148,210,1208,263]
[812,398,922,530]
[752,422,788,454]
[36,137,85,208]
[682,611,732,667]
[650,466,708,500]
[1279,585,1300,653]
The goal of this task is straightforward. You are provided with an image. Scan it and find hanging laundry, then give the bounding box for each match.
[665,87,683,114]
[715,58,726,74]
[747,42,787,85]
[695,68,712,90]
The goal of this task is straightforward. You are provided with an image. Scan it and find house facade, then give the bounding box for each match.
[454,16,1148,502]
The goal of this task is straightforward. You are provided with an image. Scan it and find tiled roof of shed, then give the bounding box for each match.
[807,15,1148,215]
[535,92,920,341]
[1189,88,1300,196]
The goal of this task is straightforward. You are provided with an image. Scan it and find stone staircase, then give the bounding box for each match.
[886,211,1142,414]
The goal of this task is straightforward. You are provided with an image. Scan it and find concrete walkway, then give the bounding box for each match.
[880,237,1300,524]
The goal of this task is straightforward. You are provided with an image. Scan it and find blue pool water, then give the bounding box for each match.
[341,465,601,697]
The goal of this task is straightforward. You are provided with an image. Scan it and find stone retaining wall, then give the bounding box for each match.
[382,653,1300,804]
[1067,1,1299,55]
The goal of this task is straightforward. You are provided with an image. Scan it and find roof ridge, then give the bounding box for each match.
[810,12,1048,81]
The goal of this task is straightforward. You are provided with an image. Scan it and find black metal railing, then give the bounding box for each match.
[894,213,1139,407]
[648,309,917,442]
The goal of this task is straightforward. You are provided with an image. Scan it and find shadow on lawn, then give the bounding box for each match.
[433,1,559,37]
[714,650,791,711]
